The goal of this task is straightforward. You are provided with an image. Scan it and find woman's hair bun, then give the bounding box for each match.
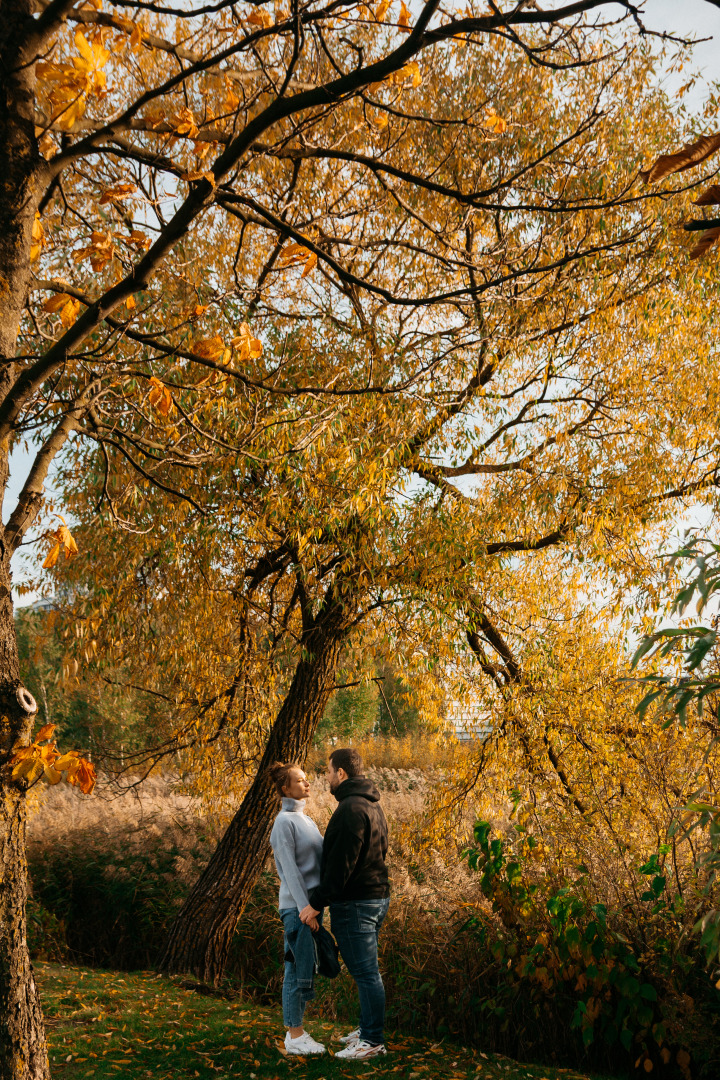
[266,760,301,796]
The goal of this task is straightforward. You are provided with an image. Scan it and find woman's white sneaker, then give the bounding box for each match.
[338,1028,361,1044]
[284,1031,326,1055]
[335,1039,387,1060]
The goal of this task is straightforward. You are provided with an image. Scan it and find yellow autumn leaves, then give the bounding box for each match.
[349,0,412,29]
[277,242,318,277]
[37,30,110,130]
[10,723,96,794]
[42,292,81,328]
[148,377,174,418]
[142,324,265,420]
[43,519,79,570]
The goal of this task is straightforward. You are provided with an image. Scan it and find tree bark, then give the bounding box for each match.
[0,4,52,1076]
[0,551,50,1080]
[158,585,355,985]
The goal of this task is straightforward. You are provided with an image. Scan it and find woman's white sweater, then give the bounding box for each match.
[269,797,324,910]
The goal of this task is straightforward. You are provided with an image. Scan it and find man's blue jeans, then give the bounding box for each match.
[280,908,318,1028]
[330,898,390,1046]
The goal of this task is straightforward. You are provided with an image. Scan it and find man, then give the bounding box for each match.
[299,747,390,1060]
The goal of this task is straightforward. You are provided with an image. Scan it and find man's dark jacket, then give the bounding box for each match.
[308,777,389,909]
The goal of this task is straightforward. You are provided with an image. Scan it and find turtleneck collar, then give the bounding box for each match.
[281,797,307,813]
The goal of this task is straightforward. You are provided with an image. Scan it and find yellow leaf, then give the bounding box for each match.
[42,764,63,785]
[74,29,94,66]
[43,543,61,569]
[278,242,317,274]
[301,251,318,278]
[31,213,44,262]
[36,723,56,743]
[73,30,110,75]
[148,376,174,417]
[61,297,81,327]
[72,230,115,271]
[43,293,71,313]
[53,92,88,131]
[192,335,226,361]
[39,743,59,764]
[58,525,78,558]
[225,82,240,111]
[43,293,81,326]
[99,183,137,205]
[125,229,151,251]
[391,61,421,88]
[10,746,36,764]
[130,23,144,51]
[66,757,96,795]
[170,108,199,138]
[374,0,391,22]
[398,0,412,32]
[484,111,507,134]
[181,168,216,184]
[125,295,136,310]
[54,751,80,771]
[409,63,422,88]
[279,242,309,260]
[246,9,273,27]
[12,756,44,786]
[230,323,263,361]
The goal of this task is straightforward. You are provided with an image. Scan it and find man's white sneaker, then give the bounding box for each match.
[338,1028,361,1044]
[284,1031,326,1055]
[335,1039,387,1060]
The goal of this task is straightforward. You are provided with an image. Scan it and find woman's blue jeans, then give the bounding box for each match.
[330,898,390,1046]
[280,907,317,1028]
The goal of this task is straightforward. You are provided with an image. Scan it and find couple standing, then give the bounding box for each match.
[268,747,390,1060]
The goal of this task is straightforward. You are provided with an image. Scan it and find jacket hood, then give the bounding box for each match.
[333,777,381,803]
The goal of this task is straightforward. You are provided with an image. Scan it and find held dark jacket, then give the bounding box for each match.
[308,777,389,909]
[284,923,341,986]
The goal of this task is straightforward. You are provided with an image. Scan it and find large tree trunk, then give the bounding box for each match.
[0,3,51,1076]
[158,589,354,985]
[0,551,50,1080]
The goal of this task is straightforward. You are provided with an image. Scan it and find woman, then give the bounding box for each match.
[268,761,326,1056]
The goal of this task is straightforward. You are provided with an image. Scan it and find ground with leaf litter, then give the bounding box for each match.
[36,964,615,1080]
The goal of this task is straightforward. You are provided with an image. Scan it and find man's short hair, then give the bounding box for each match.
[329,747,364,778]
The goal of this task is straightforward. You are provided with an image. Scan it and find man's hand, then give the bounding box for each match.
[299,904,320,927]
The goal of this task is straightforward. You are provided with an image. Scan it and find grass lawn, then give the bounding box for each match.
[36,964,617,1080]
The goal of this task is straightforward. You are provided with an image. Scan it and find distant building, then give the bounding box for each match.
[25,598,56,614]
[446,701,492,742]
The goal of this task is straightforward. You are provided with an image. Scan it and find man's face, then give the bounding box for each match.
[327,761,342,793]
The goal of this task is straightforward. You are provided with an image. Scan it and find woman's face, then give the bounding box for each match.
[282,768,311,801]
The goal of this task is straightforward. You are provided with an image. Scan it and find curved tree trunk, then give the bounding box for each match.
[0,551,50,1080]
[158,587,355,985]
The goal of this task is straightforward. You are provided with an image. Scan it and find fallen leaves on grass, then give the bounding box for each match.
[35,964,598,1080]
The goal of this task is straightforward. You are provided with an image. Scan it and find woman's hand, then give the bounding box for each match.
[299,903,320,926]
